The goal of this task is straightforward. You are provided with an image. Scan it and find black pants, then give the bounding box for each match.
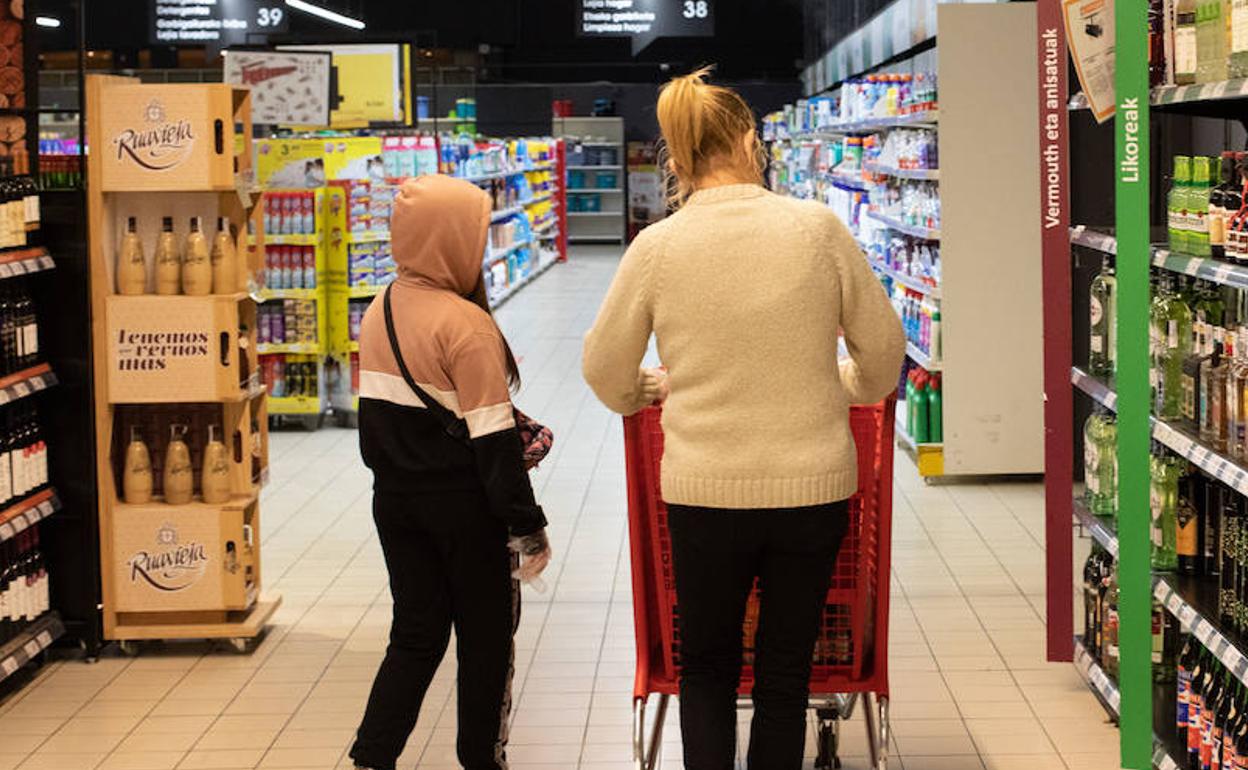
[350,491,519,770]
[667,501,850,770]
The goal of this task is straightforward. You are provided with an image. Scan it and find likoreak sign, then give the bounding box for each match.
[151,0,289,47]
[577,0,714,54]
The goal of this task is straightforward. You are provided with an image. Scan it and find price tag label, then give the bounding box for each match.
[38,256,53,270]
[11,514,26,534]
[0,521,11,540]
[1167,592,1183,613]
[11,260,28,276]
[1180,605,1197,628]
[1226,647,1243,672]
[1,657,17,676]
[0,263,13,279]
[22,639,40,658]
[1196,618,1214,643]
[36,500,53,517]
[36,631,51,647]
[14,382,31,398]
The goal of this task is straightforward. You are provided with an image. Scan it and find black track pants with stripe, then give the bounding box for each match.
[350,489,519,770]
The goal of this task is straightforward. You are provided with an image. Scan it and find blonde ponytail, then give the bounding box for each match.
[657,66,763,206]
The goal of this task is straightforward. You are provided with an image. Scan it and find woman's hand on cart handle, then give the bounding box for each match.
[509,529,553,591]
[640,367,669,406]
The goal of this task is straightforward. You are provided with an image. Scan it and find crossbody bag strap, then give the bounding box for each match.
[383,285,469,442]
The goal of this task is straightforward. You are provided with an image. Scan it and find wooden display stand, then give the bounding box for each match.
[86,75,279,646]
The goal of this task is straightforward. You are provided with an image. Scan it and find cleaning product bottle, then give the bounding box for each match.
[122,426,152,504]
[163,424,193,505]
[906,369,917,438]
[200,424,230,504]
[116,216,147,295]
[929,374,943,443]
[211,216,237,294]
[913,371,930,443]
[154,217,180,295]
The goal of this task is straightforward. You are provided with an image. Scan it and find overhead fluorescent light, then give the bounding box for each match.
[284,0,365,29]
[35,16,61,28]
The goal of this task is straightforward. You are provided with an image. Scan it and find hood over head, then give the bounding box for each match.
[391,174,491,294]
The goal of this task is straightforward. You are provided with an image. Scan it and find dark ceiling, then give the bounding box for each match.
[33,0,807,83]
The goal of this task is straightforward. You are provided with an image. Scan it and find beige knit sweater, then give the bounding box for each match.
[583,183,905,509]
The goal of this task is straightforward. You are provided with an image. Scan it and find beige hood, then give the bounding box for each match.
[392,174,492,294]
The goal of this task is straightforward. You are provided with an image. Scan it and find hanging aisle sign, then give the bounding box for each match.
[150,0,289,46]
[1114,0,1152,766]
[576,0,715,55]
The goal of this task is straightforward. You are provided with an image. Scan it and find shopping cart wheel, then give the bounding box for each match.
[814,708,842,769]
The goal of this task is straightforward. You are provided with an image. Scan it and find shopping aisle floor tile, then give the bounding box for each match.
[0,248,1117,768]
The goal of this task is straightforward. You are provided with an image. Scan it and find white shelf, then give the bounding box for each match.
[1071,495,1118,557]
[567,165,622,170]
[866,210,941,240]
[1072,636,1121,714]
[491,258,558,309]
[906,342,941,371]
[567,188,623,193]
[485,238,534,267]
[793,109,940,137]
[830,171,869,191]
[869,258,940,299]
[863,161,940,181]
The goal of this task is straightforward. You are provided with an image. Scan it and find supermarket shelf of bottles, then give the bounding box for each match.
[1074,634,1123,713]
[0,489,60,545]
[1071,79,1248,112]
[0,613,63,684]
[906,342,941,372]
[460,163,554,186]
[870,258,941,299]
[492,257,558,310]
[895,409,941,452]
[790,109,941,137]
[866,210,941,241]
[1154,576,1248,687]
[1071,368,1248,499]
[831,171,869,192]
[1073,496,1119,557]
[486,238,534,268]
[863,161,941,182]
[0,248,53,280]
[1072,226,1248,293]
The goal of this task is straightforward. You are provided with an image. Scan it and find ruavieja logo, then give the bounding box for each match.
[112,100,195,172]
[128,522,209,592]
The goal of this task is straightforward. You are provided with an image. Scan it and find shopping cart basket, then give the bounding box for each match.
[624,398,896,770]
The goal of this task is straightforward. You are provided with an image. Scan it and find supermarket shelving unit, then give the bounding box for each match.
[83,75,278,647]
[556,117,626,245]
[782,4,1044,480]
[1036,0,1248,762]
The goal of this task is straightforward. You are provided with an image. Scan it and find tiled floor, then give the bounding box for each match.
[0,249,1118,769]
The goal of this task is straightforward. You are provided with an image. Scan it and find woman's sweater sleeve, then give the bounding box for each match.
[828,215,906,404]
[582,235,656,415]
[450,332,547,537]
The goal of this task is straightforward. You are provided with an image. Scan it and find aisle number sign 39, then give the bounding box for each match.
[151,0,290,47]
[577,0,715,54]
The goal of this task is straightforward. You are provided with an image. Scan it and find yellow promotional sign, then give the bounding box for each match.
[281,43,411,127]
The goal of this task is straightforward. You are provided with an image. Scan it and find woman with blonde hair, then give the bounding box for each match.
[583,67,904,769]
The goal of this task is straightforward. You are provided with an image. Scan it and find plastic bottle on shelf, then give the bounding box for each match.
[1170,156,1193,256]
[1196,0,1229,83]
[1089,256,1117,377]
[116,216,147,296]
[154,217,180,296]
[1175,0,1199,84]
[211,216,237,295]
[1190,156,1214,257]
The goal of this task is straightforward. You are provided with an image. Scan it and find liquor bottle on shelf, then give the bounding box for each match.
[1084,408,1117,517]
[1223,490,1244,627]
[116,216,146,296]
[1196,1,1229,83]
[1172,156,1193,255]
[1191,156,1213,257]
[1180,635,1198,747]
[1152,451,1180,572]
[1212,155,1233,260]
[1154,595,1179,683]
[182,217,211,296]
[1185,321,1210,428]
[1102,566,1120,678]
[1083,551,1105,661]
[1178,467,1203,575]
[201,425,229,505]
[0,528,49,645]
[1176,0,1199,85]
[163,424,192,505]
[1090,256,1117,378]
[154,217,179,296]
[212,216,237,295]
[122,426,152,505]
[1189,646,1207,768]
[1230,328,1248,459]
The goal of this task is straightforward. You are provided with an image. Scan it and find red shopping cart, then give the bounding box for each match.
[624,398,896,770]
